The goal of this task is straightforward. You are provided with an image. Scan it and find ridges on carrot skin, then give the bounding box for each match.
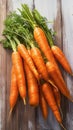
[46,61,72,100]
[24,61,39,106]
[41,82,62,123]
[39,88,48,119]
[30,47,57,88]
[17,44,40,81]
[12,51,26,105]
[8,66,19,121]
[9,66,18,109]
[53,87,61,108]
[51,45,72,75]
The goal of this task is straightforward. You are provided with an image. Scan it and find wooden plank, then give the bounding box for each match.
[0,0,7,130]
[61,0,73,129]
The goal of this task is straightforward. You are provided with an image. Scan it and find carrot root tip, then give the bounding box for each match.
[23,98,26,105]
[59,107,63,119]
[60,123,66,130]
[48,79,58,90]
[7,108,13,123]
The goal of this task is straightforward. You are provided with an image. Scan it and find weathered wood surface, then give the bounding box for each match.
[0,0,73,130]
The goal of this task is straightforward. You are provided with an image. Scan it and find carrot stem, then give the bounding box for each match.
[13,37,20,45]
[21,4,37,28]
[6,35,16,51]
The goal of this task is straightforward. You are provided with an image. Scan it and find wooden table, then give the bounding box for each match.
[0,0,73,130]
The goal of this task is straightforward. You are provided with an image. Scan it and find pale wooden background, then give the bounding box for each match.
[0,0,73,130]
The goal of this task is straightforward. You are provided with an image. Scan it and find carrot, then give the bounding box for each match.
[30,47,49,81]
[53,87,61,108]
[30,47,57,88]
[41,82,62,124]
[51,46,72,75]
[39,88,48,119]
[28,49,43,80]
[46,62,71,100]
[2,36,26,103]
[24,61,39,106]
[12,51,26,105]
[9,66,18,113]
[17,44,40,80]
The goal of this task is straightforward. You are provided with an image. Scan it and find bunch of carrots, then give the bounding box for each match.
[1,4,73,129]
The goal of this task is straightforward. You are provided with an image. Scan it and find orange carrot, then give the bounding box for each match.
[46,62,71,100]
[30,47,49,81]
[17,44,40,81]
[9,66,18,112]
[41,82,62,123]
[12,51,26,104]
[51,46,72,75]
[39,89,48,119]
[30,47,57,88]
[28,49,42,79]
[24,61,39,106]
[53,87,61,108]
[34,27,59,66]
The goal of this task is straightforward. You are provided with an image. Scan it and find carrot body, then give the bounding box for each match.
[46,62,71,99]
[9,66,18,110]
[30,47,49,81]
[53,87,61,108]
[51,45,72,75]
[39,89,48,119]
[17,44,39,80]
[34,27,59,65]
[12,51,26,103]
[24,61,39,106]
[42,83,62,123]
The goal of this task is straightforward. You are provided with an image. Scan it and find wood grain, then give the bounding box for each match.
[0,0,73,130]
[61,0,73,129]
[0,0,7,130]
